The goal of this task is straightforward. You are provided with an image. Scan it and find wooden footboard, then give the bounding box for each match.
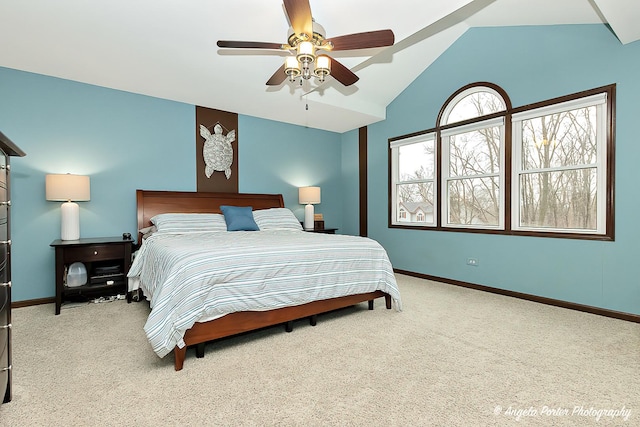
[173,291,392,371]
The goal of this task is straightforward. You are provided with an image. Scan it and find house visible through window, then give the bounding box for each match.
[390,133,436,227]
[389,83,615,240]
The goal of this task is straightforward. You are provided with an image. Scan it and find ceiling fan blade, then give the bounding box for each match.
[217,40,283,50]
[325,29,395,51]
[325,56,359,86]
[283,0,313,37]
[266,64,287,86]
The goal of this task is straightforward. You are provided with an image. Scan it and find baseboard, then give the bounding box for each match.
[395,269,640,323]
[11,297,54,309]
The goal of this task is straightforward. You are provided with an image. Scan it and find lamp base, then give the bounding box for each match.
[304,204,315,230]
[60,201,80,240]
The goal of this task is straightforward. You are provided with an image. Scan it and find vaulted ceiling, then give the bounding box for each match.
[0,0,637,133]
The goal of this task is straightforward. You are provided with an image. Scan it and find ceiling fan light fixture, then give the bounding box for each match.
[284,56,301,82]
[217,0,394,88]
[297,41,315,65]
[314,55,330,82]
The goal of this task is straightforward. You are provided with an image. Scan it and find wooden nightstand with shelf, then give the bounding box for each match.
[50,237,133,315]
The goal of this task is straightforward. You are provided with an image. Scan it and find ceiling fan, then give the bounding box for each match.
[216,0,395,87]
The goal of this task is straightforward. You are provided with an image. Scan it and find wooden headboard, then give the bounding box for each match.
[136,190,285,234]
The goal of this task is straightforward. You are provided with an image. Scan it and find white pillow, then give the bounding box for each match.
[139,225,157,240]
[150,213,227,233]
[253,208,303,231]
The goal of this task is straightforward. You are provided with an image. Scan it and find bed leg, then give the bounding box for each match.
[196,343,205,358]
[174,347,186,371]
[385,294,392,309]
[368,300,374,310]
[285,320,293,332]
[309,314,317,326]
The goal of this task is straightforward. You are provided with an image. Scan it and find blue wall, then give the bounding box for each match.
[365,24,640,315]
[0,67,342,302]
[3,23,639,316]
[238,115,342,225]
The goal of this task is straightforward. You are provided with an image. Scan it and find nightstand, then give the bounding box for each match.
[305,228,337,234]
[50,237,133,315]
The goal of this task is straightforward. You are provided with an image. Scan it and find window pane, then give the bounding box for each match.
[447,177,499,226]
[449,127,501,177]
[446,91,505,124]
[399,141,434,180]
[521,106,597,170]
[396,183,433,223]
[519,168,597,230]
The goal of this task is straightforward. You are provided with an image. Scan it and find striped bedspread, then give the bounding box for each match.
[127,230,402,358]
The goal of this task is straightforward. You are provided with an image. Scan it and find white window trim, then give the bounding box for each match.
[441,86,506,126]
[441,117,506,230]
[390,132,436,227]
[511,95,608,234]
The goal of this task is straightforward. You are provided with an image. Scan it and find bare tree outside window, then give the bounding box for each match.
[519,106,598,230]
[389,83,612,238]
[447,126,501,225]
[444,90,504,226]
[446,92,505,125]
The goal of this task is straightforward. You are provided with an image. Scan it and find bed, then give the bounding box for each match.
[128,190,401,370]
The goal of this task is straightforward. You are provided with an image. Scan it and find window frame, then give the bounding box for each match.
[441,115,506,230]
[388,83,615,241]
[511,92,609,235]
[389,131,437,228]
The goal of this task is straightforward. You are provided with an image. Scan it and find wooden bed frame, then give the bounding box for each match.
[135,190,392,371]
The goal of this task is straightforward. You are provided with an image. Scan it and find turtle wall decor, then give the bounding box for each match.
[199,123,236,179]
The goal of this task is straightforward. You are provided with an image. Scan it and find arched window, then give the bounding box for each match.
[439,84,507,229]
[389,82,614,239]
[442,87,506,125]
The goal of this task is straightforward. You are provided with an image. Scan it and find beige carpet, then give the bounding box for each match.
[1,274,638,426]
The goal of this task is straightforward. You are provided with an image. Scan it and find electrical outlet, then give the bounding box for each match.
[466,258,479,266]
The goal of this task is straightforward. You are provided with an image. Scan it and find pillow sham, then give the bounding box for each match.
[138,225,157,240]
[253,208,303,231]
[150,213,227,233]
[220,205,259,231]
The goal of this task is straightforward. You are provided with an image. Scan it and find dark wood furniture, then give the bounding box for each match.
[50,237,133,315]
[305,228,337,234]
[135,190,391,371]
[0,131,26,404]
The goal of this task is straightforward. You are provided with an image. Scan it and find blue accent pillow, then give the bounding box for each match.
[220,205,259,231]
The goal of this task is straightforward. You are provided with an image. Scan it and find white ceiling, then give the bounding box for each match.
[0,0,637,133]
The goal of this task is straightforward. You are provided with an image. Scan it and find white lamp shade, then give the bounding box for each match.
[285,56,300,73]
[316,55,330,72]
[46,174,90,240]
[299,186,320,205]
[297,41,314,58]
[46,174,90,201]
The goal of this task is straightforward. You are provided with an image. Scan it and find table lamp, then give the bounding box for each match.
[46,174,90,240]
[299,186,321,230]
